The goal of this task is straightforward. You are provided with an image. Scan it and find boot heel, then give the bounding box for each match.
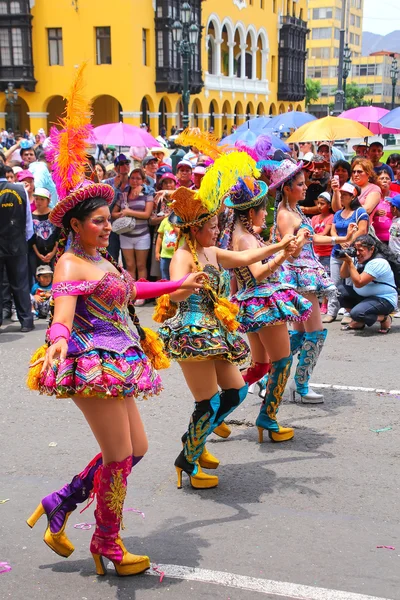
[26,503,45,528]
[92,553,106,576]
[175,467,183,489]
[257,427,264,443]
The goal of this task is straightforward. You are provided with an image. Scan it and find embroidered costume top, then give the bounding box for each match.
[158,264,249,364]
[231,256,312,333]
[284,221,337,298]
[39,270,162,399]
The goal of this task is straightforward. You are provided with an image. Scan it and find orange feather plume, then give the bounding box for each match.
[46,63,93,200]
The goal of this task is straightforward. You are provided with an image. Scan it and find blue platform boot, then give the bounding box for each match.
[290,329,327,404]
[256,355,294,443]
[258,330,305,399]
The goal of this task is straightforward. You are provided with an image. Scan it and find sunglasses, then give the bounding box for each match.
[352,169,364,174]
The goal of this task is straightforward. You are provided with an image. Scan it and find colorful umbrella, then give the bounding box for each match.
[339,106,400,134]
[236,116,272,134]
[378,107,400,130]
[265,112,316,132]
[91,122,160,147]
[219,129,289,151]
[287,116,373,143]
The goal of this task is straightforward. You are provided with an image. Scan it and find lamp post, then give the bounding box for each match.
[390,55,398,110]
[333,0,347,115]
[172,2,199,129]
[342,43,352,110]
[5,82,18,132]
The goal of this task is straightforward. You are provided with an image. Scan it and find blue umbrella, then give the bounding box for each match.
[264,112,316,132]
[378,107,400,129]
[218,128,289,152]
[236,116,272,134]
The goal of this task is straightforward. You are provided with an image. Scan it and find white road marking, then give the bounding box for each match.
[147,564,392,600]
[310,384,400,395]
[248,382,400,396]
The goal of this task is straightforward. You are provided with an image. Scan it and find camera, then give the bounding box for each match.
[337,247,357,258]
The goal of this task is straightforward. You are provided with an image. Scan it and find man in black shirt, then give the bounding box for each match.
[299,154,330,216]
[0,162,34,332]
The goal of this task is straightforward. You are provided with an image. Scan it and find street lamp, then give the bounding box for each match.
[390,56,398,110]
[342,43,352,110]
[172,2,199,129]
[5,82,18,132]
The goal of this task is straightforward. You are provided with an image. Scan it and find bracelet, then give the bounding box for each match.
[331,236,337,245]
[48,322,70,344]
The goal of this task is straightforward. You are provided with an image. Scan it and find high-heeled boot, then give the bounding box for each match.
[26,453,103,557]
[242,362,270,386]
[181,433,220,469]
[290,330,305,355]
[175,392,220,489]
[213,421,232,439]
[256,355,294,443]
[258,331,304,398]
[27,453,143,558]
[90,456,150,576]
[290,329,327,404]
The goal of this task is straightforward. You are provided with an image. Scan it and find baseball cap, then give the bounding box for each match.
[318,191,332,203]
[176,160,193,170]
[193,165,206,175]
[388,194,400,210]
[17,169,34,182]
[142,155,158,167]
[317,141,330,150]
[156,165,173,177]
[33,187,51,200]
[160,173,178,184]
[36,265,53,276]
[114,153,130,167]
[12,166,23,174]
[340,182,357,195]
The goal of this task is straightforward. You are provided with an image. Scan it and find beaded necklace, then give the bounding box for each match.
[70,239,103,263]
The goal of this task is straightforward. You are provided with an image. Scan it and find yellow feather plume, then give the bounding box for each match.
[140,327,170,370]
[27,343,47,391]
[198,151,261,214]
[175,128,223,161]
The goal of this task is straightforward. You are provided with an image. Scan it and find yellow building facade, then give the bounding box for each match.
[1,0,307,138]
[306,0,400,114]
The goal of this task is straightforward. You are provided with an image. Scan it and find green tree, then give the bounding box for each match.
[329,83,373,111]
[306,78,321,106]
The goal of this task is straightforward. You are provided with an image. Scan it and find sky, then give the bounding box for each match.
[363,0,400,35]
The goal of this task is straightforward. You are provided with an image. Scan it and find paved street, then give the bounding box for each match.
[1,309,399,600]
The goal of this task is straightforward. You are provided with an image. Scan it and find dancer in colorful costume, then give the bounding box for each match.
[270,160,356,404]
[156,152,296,489]
[224,177,312,442]
[26,66,205,577]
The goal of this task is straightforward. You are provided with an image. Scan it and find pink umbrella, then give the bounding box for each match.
[91,122,160,147]
[339,106,400,134]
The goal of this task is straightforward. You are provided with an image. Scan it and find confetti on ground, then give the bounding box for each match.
[377,545,395,550]
[0,562,11,574]
[0,499,9,504]
[152,564,165,583]
[48,442,58,447]
[369,427,392,433]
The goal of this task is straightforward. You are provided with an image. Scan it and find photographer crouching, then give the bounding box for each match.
[338,234,398,333]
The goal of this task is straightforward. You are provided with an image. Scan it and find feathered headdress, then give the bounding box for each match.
[175,127,223,161]
[224,177,268,210]
[169,151,259,228]
[47,63,113,227]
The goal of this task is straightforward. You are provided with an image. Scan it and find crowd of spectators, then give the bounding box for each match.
[1,123,399,336]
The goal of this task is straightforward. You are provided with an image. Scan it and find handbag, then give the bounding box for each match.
[112,192,136,235]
